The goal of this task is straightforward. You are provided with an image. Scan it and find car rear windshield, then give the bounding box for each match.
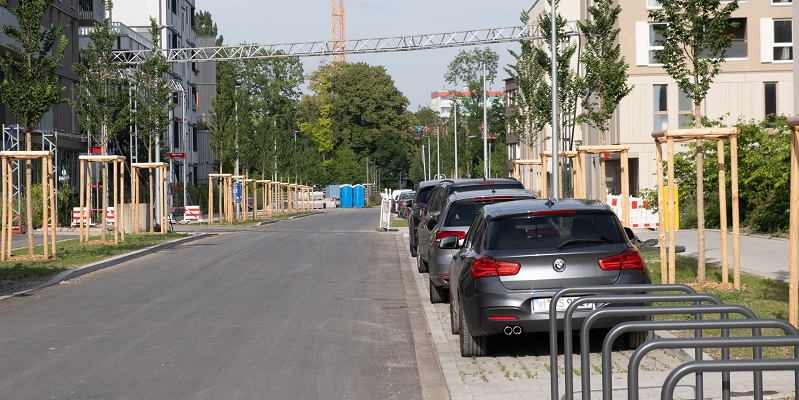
[444,199,522,227]
[486,213,625,250]
[416,187,435,204]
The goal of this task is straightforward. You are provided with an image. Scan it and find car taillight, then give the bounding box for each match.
[435,230,467,242]
[472,255,521,279]
[598,247,644,270]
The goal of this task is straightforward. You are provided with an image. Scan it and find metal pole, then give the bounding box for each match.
[454,97,458,179]
[182,89,188,219]
[550,0,560,200]
[421,143,427,180]
[427,135,431,180]
[436,125,440,178]
[234,88,240,220]
[482,60,488,179]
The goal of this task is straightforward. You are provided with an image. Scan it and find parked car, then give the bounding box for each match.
[397,191,415,219]
[444,198,652,357]
[391,189,413,214]
[420,189,538,303]
[424,189,538,304]
[408,179,451,257]
[416,178,525,273]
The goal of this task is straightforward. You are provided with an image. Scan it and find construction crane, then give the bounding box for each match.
[332,0,346,62]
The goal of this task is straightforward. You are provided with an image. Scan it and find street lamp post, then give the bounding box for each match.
[436,125,440,178]
[234,85,241,220]
[453,95,458,179]
[481,60,489,179]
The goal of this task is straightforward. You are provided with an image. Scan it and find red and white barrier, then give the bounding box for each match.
[71,207,92,227]
[605,195,660,229]
[184,205,202,221]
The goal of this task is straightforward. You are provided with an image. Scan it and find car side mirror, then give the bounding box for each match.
[407,200,413,208]
[411,209,421,218]
[426,216,438,231]
[624,227,636,241]
[439,235,460,249]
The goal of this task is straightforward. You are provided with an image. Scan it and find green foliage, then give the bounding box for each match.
[194,10,218,36]
[71,0,129,152]
[0,0,68,140]
[506,3,582,152]
[133,19,175,162]
[577,0,632,143]
[657,117,790,234]
[300,62,411,187]
[649,0,739,126]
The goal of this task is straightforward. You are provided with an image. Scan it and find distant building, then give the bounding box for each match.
[430,90,505,119]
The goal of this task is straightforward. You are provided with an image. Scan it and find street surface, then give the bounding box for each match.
[0,208,442,399]
[1,209,798,399]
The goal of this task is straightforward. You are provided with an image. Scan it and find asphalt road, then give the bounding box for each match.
[0,208,443,399]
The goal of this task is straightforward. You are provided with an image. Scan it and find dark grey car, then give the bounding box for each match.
[444,199,652,357]
[416,178,524,273]
[408,180,450,257]
[424,189,538,304]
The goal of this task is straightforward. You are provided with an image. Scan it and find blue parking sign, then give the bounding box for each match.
[232,182,242,203]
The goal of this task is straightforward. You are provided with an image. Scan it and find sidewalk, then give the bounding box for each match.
[635,228,791,282]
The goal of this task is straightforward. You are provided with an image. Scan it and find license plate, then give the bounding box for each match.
[533,297,595,313]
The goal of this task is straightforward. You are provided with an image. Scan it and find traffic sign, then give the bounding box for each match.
[169,152,186,159]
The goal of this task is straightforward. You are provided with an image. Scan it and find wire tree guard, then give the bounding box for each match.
[130,163,168,234]
[0,151,55,261]
[652,128,741,287]
[78,155,126,245]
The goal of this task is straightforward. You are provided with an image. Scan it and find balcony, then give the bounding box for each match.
[726,39,747,59]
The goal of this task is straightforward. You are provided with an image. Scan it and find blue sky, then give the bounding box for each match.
[200,0,532,110]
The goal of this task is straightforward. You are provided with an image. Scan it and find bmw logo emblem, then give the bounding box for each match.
[553,259,566,272]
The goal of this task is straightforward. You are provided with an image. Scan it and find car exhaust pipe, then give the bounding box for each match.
[504,326,523,335]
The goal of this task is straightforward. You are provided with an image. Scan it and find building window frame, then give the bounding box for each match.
[773,19,793,62]
[648,23,666,65]
[653,84,668,131]
[765,82,777,121]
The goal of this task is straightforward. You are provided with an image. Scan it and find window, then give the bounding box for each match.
[173,121,180,148]
[772,0,792,5]
[678,90,693,127]
[765,82,777,121]
[192,126,197,152]
[773,20,792,61]
[726,18,747,59]
[646,0,661,9]
[649,23,666,64]
[654,84,668,131]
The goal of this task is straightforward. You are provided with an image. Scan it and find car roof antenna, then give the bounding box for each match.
[545,198,556,207]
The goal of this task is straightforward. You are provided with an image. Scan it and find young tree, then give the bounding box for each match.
[577,0,632,198]
[194,10,218,36]
[445,47,499,177]
[71,0,129,241]
[649,0,739,284]
[134,18,175,163]
[506,12,550,150]
[0,0,67,253]
[578,0,631,145]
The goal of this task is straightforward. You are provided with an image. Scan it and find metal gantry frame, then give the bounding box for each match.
[2,125,21,232]
[111,23,578,64]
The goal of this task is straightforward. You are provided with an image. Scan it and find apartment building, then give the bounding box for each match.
[430,90,506,119]
[517,0,793,198]
[0,0,107,189]
[113,0,199,195]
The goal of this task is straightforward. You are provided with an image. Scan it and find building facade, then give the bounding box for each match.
[518,0,794,198]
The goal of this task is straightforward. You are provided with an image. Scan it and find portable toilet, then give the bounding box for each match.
[353,185,365,208]
[340,184,353,208]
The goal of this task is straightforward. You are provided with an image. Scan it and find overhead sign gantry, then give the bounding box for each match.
[111,23,577,63]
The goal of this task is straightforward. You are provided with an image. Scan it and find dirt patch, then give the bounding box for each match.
[0,273,58,296]
[687,281,746,292]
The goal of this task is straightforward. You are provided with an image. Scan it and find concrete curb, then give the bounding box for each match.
[0,233,211,301]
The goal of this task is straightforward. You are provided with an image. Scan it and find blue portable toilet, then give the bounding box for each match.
[353,185,365,208]
[340,184,353,208]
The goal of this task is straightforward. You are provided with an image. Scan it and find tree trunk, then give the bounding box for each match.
[695,102,706,284]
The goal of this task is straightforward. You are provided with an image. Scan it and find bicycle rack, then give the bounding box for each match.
[563,294,734,400]
[661,359,799,400]
[548,284,698,400]
[617,320,799,400]
[579,304,761,400]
